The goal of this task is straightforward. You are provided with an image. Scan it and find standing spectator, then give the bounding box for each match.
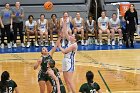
[12,2,25,47]
[109,13,122,45]
[73,12,85,45]
[25,15,39,48]
[85,16,98,45]
[98,11,110,45]
[79,71,102,93]
[49,14,59,47]
[37,14,49,46]
[124,4,138,48]
[0,3,13,48]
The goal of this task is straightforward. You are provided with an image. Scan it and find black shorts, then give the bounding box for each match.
[38,71,51,82]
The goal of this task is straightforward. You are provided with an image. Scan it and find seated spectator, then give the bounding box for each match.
[25,15,39,47]
[79,71,102,93]
[37,14,48,46]
[85,16,98,45]
[49,14,59,46]
[98,11,110,45]
[73,12,85,45]
[109,13,122,45]
[0,3,12,48]
[0,71,19,93]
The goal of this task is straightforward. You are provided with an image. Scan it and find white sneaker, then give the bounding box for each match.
[112,40,115,46]
[108,39,111,45]
[99,41,103,45]
[26,42,30,48]
[51,41,55,47]
[35,41,39,47]
[10,42,13,47]
[45,42,48,47]
[84,40,88,45]
[13,43,17,48]
[8,43,11,48]
[119,40,123,45]
[81,40,85,45]
[21,43,25,47]
[1,43,4,48]
[88,38,91,45]
[95,39,99,45]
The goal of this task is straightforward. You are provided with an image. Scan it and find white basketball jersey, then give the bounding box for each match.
[109,18,120,28]
[64,43,77,61]
[38,19,47,31]
[74,18,83,27]
[98,17,109,30]
[87,20,94,30]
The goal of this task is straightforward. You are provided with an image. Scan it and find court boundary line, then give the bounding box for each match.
[98,70,111,93]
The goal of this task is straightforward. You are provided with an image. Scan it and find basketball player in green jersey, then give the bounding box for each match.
[34,38,61,93]
[0,71,19,93]
[46,59,66,93]
[79,71,102,93]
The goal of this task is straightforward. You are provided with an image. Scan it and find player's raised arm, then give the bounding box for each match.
[62,19,70,41]
[49,37,61,57]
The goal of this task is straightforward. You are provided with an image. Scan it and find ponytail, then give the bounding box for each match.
[1,71,10,90]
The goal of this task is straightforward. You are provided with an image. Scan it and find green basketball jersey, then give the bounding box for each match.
[79,82,100,93]
[0,80,17,93]
[41,55,52,72]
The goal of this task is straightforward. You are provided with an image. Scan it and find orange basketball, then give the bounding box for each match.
[44,1,53,11]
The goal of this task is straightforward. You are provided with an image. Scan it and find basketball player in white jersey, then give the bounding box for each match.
[58,19,78,93]
[109,13,122,45]
[98,11,111,45]
[60,12,72,47]
[85,16,98,45]
[37,14,49,46]
[73,12,85,45]
[25,15,39,47]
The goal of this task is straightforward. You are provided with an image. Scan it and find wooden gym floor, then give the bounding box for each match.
[0,49,140,93]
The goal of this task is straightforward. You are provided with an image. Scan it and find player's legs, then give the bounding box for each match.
[26,31,34,47]
[63,72,71,92]
[63,72,76,93]
[50,29,53,41]
[44,31,48,46]
[39,31,44,44]
[106,29,111,45]
[38,81,46,93]
[98,29,103,45]
[110,29,115,45]
[94,29,98,45]
[117,29,123,45]
[34,30,38,42]
[34,30,39,46]
[46,81,52,93]
[78,28,85,45]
